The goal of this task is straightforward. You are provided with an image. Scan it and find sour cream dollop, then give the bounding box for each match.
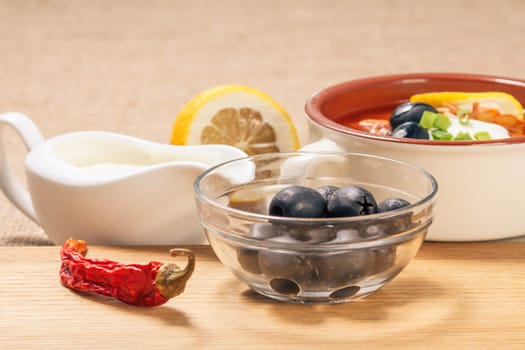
[438,113,510,140]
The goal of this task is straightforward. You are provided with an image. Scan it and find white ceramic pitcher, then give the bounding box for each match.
[0,112,248,245]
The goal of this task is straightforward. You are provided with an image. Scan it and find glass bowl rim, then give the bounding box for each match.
[193,151,438,248]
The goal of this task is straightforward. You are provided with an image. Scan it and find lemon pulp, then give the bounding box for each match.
[171,85,300,155]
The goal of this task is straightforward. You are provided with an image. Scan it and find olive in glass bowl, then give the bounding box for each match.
[193,152,437,304]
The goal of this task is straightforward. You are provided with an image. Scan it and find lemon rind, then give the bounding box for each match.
[171,85,300,151]
[410,92,524,120]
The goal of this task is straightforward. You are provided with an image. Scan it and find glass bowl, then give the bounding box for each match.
[194,152,437,304]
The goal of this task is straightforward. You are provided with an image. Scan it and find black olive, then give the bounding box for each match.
[269,278,301,295]
[315,185,339,202]
[332,221,386,241]
[236,248,262,274]
[313,250,375,288]
[391,121,429,140]
[358,222,388,239]
[236,223,280,275]
[269,185,326,218]
[329,228,361,243]
[258,235,320,286]
[286,224,337,243]
[390,102,437,129]
[326,186,378,217]
[377,198,411,212]
[329,285,361,299]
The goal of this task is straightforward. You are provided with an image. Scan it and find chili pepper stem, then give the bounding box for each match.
[154,248,196,299]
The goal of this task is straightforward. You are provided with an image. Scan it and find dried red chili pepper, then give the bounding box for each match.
[59,238,195,307]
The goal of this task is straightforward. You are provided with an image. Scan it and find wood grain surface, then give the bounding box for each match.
[1,243,524,349]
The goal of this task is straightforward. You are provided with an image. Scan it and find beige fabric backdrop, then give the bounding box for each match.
[1,0,524,245]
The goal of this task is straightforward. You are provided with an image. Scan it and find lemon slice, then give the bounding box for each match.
[410,92,524,120]
[171,85,300,155]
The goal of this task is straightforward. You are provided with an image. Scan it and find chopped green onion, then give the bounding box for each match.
[434,114,451,131]
[420,111,437,129]
[419,111,451,131]
[474,131,492,140]
[432,129,453,140]
[453,131,473,140]
[457,109,470,125]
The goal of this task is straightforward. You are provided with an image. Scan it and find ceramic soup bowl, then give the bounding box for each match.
[304,72,525,242]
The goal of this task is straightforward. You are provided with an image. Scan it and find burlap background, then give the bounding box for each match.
[1,0,524,245]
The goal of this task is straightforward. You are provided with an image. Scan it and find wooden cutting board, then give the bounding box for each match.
[1,243,524,349]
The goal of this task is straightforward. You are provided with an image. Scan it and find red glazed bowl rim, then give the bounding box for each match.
[305,72,525,146]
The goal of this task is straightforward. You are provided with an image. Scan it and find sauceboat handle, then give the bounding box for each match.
[0,112,44,222]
